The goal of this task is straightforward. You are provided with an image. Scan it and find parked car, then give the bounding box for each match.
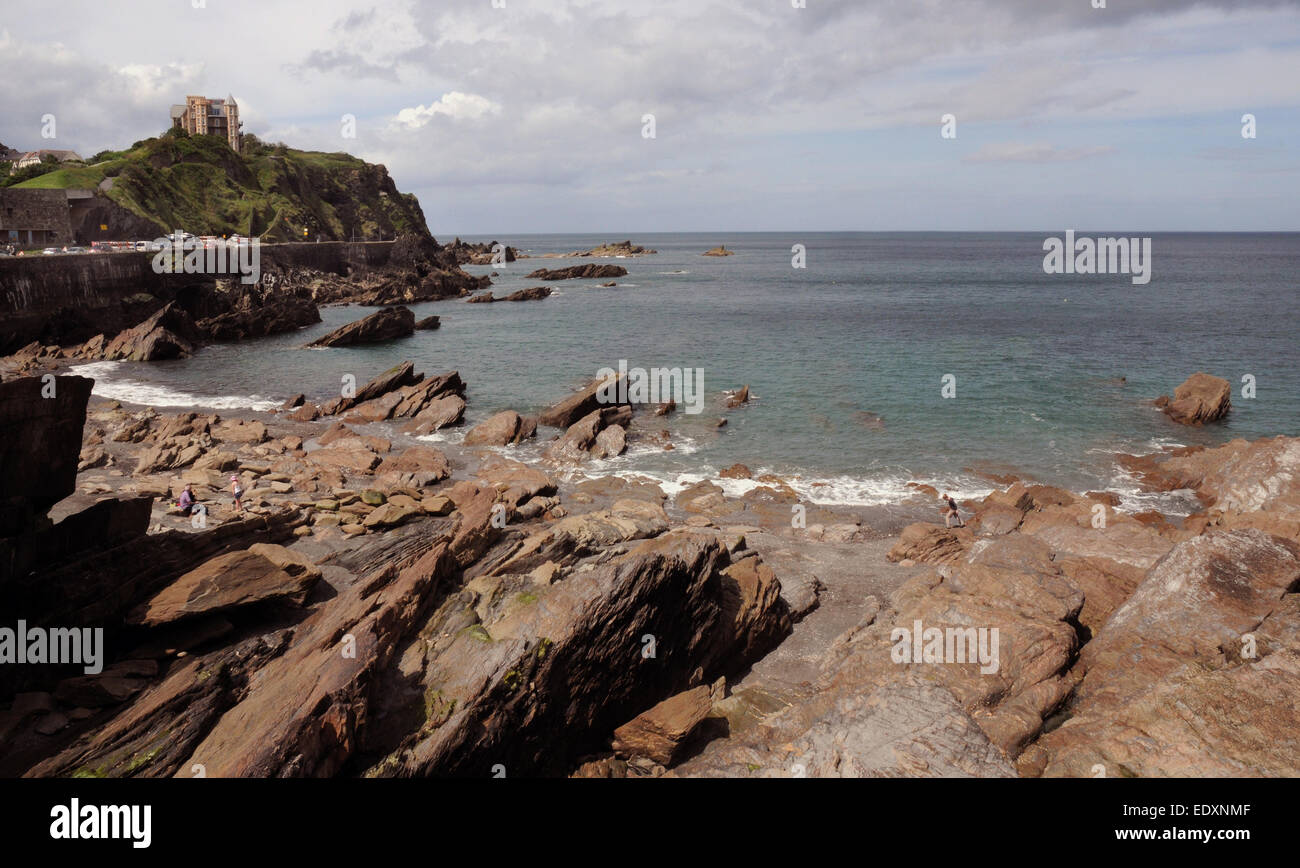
[42,247,60,255]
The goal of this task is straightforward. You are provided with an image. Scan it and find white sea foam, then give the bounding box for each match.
[579,462,993,507]
[69,362,280,411]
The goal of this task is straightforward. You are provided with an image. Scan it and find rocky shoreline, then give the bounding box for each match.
[1,232,1295,778]
[2,339,1297,777]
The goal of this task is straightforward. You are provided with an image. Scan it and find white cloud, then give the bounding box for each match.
[389,92,502,130]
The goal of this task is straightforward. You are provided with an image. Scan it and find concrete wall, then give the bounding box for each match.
[0,241,397,352]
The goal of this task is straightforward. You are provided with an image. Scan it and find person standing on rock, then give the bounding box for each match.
[942,493,964,528]
[229,475,246,515]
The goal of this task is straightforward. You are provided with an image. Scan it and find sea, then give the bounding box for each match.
[71,232,1300,514]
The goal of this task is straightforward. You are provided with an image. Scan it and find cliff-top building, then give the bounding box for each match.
[170,95,242,153]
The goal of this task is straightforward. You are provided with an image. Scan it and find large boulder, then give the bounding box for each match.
[545,406,632,463]
[611,681,724,765]
[463,410,537,446]
[1027,529,1300,777]
[536,372,629,429]
[1160,372,1231,425]
[127,544,323,627]
[887,523,973,565]
[0,375,93,535]
[100,303,198,362]
[400,395,466,435]
[308,306,416,347]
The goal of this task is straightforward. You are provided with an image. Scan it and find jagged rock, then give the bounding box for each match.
[1160,372,1231,425]
[887,523,973,565]
[308,306,415,347]
[320,361,421,416]
[526,264,627,280]
[612,680,725,765]
[374,445,452,488]
[400,395,466,435]
[127,544,322,627]
[99,303,198,362]
[726,385,750,408]
[546,406,632,463]
[414,316,440,330]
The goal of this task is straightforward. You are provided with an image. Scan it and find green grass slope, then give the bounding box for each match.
[14,132,430,243]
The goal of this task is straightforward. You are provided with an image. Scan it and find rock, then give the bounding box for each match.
[53,660,159,708]
[780,574,824,622]
[702,246,735,257]
[503,286,552,302]
[421,495,454,516]
[287,402,321,422]
[78,446,109,472]
[213,419,267,444]
[537,371,628,429]
[526,264,628,280]
[726,385,750,408]
[361,501,420,528]
[320,361,421,416]
[719,463,752,479]
[464,411,537,446]
[611,680,725,765]
[309,306,416,348]
[1160,372,1231,425]
[361,490,386,506]
[306,447,382,473]
[414,316,440,330]
[127,545,323,627]
[551,240,656,258]
[887,523,973,565]
[374,445,452,487]
[465,292,495,304]
[546,407,632,463]
[0,375,94,536]
[1033,530,1300,777]
[400,395,466,435]
[99,303,199,362]
[592,424,627,460]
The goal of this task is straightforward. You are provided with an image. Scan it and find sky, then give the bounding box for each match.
[1,0,1298,234]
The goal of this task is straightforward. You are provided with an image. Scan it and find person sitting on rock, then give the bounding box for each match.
[942,493,964,528]
[172,483,197,516]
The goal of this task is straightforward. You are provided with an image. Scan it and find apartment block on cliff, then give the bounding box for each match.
[170,95,242,153]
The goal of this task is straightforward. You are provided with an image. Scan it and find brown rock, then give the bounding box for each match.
[308,306,416,348]
[1161,372,1231,425]
[464,410,537,446]
[612,680,725,765]
[127,545,322,627]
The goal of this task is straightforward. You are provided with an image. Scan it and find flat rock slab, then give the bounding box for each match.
[128,544,322,627]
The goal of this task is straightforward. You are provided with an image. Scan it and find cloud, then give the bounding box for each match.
[964,142,1118,163]
[389,92,502,130]
[0,0,1297,230]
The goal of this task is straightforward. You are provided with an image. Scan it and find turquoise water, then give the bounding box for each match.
[74,232,1300,507]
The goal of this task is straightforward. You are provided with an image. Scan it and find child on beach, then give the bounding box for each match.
[230,475,245,515]
[941,493,964,528]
